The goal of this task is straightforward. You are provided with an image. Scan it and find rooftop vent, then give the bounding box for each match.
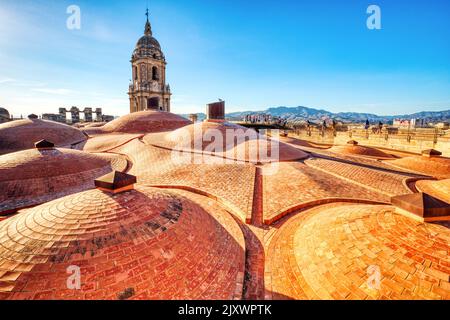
[206,101,225,122]
[421,149,442,158]
[94,171,137,194]
[347,140,359,146]
[391,192,450,222]
[34,139,55,149]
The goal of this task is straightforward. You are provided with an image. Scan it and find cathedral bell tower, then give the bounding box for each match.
[128,10,171,113]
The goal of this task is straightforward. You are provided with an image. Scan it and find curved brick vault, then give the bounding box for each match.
[143,121,308,163]
[84,110,192,135]
[385,155,450,179]
[265,203,450,300]
[328,144,395,159]
[0,119,87,155]
[1,112,449,301]
[0,186,245,300]
[0,148,126,214]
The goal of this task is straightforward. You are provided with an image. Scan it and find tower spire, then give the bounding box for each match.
[144,8,152,35]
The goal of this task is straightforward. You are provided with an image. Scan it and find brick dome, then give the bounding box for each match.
[329,144,394,159]
[267,203,450,300]
[386,155,450,179]
[0,148,123,214]
[144,121,308,163]
[100,110,191,134]
[0,186,245,300]
[0,119,86,155]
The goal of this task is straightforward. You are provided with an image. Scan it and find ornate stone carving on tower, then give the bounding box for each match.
[128,10,171,113]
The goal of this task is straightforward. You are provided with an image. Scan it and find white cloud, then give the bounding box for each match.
[0,77,16,84]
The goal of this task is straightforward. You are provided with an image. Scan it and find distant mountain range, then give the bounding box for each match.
[180,106,450,123]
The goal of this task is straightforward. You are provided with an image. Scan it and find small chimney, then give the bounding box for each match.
[421,149,442,158]
[347,140,359,146]
[94,171,137,194]
[34,139,55,150]
[188,114,198,123]
[206,101,225,122]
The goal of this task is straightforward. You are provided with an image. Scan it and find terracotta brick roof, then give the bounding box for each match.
[385,155,450,179]
[0,186,245,300]
[329,144,394,159]
[0,148,111,180]
[266,203,450,300]
[100,110,191,134]
[0,148,120,214]
[1,113,449,301]
[0,119,86,155]
[144,121,308,162]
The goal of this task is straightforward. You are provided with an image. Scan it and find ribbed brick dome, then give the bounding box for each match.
[0,119,86,155]
[101,111,191,134]
[0,148,124,214]
[0,186,245,300]
[144,121,308,163]
[267,203,450,300]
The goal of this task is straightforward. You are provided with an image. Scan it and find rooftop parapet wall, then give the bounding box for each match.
[289,127,450,157]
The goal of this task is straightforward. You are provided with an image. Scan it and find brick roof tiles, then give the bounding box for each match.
[0,119,86,155]
[0,186,245,300]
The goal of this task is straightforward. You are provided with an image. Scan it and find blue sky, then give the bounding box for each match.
[0,0,449,117]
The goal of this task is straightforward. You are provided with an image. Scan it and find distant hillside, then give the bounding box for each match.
[225,106,450,123]
[179,106,450,123]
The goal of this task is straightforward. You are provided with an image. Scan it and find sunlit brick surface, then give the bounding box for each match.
[0,186,245,300]
[143,121,308,163]
[94,153,129,173]
[111,139,256,222]
[1,116,449,301]
[0,119,86,155]
[304,157,413,196]
[0,149,121,213]
[416,179,450,204]
[328,144,395,159]
[266,203,450,300]
[385,156,450,179]
[262,162,388,224]
[80,134,143,153]
[100,110,191,134]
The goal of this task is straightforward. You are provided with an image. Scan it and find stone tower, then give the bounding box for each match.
[128,11,171,113]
